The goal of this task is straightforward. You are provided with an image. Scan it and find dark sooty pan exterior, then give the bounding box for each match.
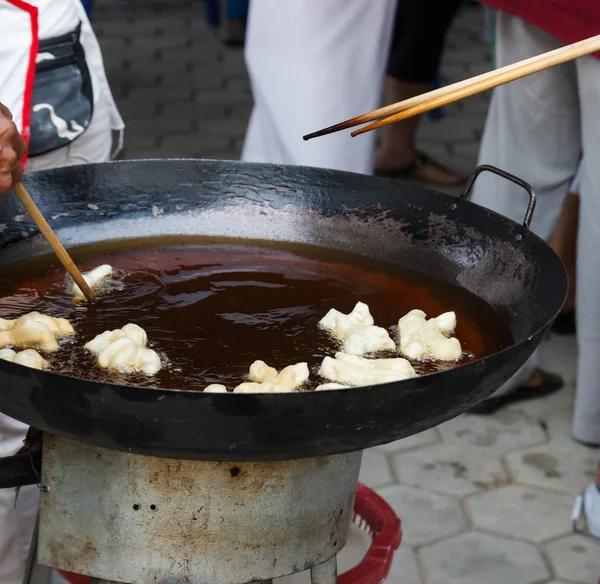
[0,160,566,461]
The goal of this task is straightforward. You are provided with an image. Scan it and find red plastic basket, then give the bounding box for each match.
[57,482,401,584]
[340,483,402,584]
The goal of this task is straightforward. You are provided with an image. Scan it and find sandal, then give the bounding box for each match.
[375,152,466,187]
[551,311,576,335]
[469,369,563,415]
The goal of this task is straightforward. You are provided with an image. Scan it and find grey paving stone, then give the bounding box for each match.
[467,485,574,543]
[545,534,600,584]
[438,410,547,455]
[196,119,249,140]
[229,103,254,121]
[199,148,241,162]
[359,449,394,489]
[156,71,224,93]
[160,102,228,123]
[121,147,164,161]
[506,442,597,495]
[539,334,578,387]
[377,485,467,547]
[159,133,232,158]
[230,136,244,153]
[224,75,252,93]
[148,55,194,75]
[448,141,480,173]
[127,84,193,103]
[505,383,575,422]
[193,89,253,107]
[374,428,439,455]
[420,532,550,584]
[93,19,135,38]
[418,116,481,144]
[116,98,161,120]
[96,37,128,52]
[392,443,507,497]
[121,133,158,152]
[220,47,252,74]
[542,408,579,445]
[125,116,193,137]
[387,547,423,584]
[130,34,190,52]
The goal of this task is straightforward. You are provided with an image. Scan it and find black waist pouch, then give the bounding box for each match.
[29,23,94,158]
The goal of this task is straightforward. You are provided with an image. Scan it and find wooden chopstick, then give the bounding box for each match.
[303,58,532,141]
[303,33,600,141]
[12,183,97,303]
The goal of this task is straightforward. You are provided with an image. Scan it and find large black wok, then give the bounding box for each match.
[0,160,566,462]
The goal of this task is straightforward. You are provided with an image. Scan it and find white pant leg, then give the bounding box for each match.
[0,98,115,584]
[569,159,583,195]
[0,417,39,584]
[573,57,600,445]
[241,0,396,174]
[471,13,581,396]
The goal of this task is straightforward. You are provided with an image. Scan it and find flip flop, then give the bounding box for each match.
[375,152,466,186]
[469,369,564,415]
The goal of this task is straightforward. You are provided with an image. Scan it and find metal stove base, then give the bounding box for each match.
[39,435,362,584]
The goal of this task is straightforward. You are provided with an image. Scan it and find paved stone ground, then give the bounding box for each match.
[50,3,600,584]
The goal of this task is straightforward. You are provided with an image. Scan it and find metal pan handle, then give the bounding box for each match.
[460,164,537,230]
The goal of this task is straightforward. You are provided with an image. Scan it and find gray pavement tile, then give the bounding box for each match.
[159,133,232,158]
[545,534,600,584]
[392,443,507,497]
[506,442,597,495]
[467,485,574,543]
[420,532,550,584]
[377,485,467,547]
[359,449,394,489]
[438,410,548,455]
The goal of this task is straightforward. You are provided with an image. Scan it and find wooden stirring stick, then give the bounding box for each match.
[303,33,600,141]
[12,183,96,303]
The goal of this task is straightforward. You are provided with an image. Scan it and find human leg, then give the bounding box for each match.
[472,13,580,235]
[573,59,600,447]
[241,0,396,174]
[469,13,580,405]
[375,0,464,185]
[549,161,581,334]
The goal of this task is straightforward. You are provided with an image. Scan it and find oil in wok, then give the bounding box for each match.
[0,236,514,390]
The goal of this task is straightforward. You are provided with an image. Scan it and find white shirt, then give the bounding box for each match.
[0,0,123,158]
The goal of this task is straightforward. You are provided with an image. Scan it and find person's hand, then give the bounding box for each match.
[0,102,27,199]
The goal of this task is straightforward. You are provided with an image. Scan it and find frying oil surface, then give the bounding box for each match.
[0,237,513,390]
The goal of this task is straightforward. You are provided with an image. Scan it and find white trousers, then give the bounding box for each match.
[472,12,600,444]
[241,0,396,174]
[0,99,114,584]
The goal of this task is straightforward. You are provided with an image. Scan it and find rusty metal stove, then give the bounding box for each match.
[37,435,362,584]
